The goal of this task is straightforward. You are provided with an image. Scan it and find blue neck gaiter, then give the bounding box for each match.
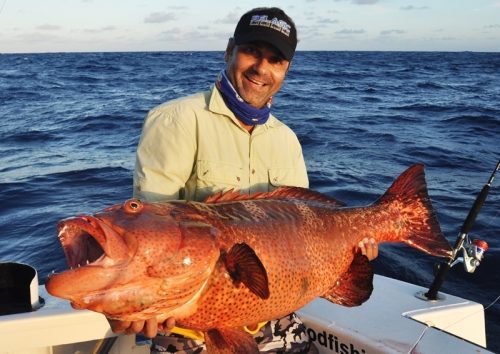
[215,71,271,126]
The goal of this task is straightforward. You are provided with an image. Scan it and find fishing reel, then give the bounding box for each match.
[451,238,489,273]
[424,161,498,301]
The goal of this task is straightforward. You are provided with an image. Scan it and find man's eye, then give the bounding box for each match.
[241,46,258,55]
[269,56,284,65]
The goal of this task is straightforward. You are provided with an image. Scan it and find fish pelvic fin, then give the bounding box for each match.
[223,243,270,300]
[205,328,259,354]
[378,164,452,258]
[322,253,374,307]
[204,186,345,206]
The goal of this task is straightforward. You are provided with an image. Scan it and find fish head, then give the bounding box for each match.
[45,199,219,319]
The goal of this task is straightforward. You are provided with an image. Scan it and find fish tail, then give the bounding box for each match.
[377,164,452,258]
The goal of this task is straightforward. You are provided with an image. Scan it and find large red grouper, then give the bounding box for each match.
[45,164,451,353]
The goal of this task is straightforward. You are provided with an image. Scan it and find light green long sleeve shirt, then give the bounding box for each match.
[133,85,308,202]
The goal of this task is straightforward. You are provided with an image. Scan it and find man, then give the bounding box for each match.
[110,7,377,353]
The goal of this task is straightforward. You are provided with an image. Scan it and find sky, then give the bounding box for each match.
[0,0,499,53]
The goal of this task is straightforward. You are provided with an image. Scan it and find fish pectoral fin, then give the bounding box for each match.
[205,327,259,354]
[322,253,374,307]
[223,243,270,299]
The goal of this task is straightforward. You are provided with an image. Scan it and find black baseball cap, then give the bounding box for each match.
[233,7,297,61]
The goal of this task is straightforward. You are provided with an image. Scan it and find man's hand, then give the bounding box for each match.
[358,237,379,261]
[108,317,176,338]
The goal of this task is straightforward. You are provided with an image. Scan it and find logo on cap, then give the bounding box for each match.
[249,15,291,37]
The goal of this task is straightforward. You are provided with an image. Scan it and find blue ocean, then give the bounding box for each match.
[1,51,499,351]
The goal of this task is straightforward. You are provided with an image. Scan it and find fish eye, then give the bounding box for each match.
[124,199,143,214]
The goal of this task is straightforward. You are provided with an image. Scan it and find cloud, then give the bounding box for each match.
[336,29,365,35]
[380,29,405,35]
[400,5,429,11]
[218,10,242,24]
[333,0,378,4]
[83,26,116,34]
[318,18,340,25]
[434,36,457,41]
[144,12,176,24]
[352,0,378,4]
[36,24,61,31]
[484,24,500,29]
[158,27,183,40]
[15,32,62,43]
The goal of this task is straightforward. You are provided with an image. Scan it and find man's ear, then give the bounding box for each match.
[224,37,236,62]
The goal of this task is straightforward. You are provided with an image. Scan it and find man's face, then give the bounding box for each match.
[225,41,290,109]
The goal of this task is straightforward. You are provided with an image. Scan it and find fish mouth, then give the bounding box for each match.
[46,215,130,300]
[56,215,123,271]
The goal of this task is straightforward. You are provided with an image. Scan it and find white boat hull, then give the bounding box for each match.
[297,275,489,353]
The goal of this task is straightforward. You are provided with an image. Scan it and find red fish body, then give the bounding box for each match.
[45,164,451,353]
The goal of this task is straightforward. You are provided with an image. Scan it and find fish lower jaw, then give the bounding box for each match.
[68,259,92,270]
[66,253,125,271]
[70,301,90,310]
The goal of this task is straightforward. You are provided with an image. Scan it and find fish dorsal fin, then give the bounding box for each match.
[223,243,270,299]
[205,327,259,353]
[322,253,374,307]
[204,186,345,206]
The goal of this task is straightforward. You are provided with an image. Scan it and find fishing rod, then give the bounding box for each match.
[424,160,499,301]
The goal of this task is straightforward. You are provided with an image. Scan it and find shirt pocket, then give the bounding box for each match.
[195,160,244,199]
[268,167,301,188]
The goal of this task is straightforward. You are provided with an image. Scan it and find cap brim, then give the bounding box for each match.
[234,32,295,61]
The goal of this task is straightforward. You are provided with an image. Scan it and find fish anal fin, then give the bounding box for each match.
[204,186,345,206]
[205,328,259,354]
[223,243,270,299]
[322,253,374,307]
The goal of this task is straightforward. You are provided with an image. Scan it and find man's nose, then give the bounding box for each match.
[251,57,271,74]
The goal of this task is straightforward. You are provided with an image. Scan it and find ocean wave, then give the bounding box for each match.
[444,114,499,126]
[1,130,63,144]
[1,51,499,352]
[416,81,444,90]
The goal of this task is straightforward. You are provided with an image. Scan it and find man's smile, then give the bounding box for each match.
[245,74,268,87]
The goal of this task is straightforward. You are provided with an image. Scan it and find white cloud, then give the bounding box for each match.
[218,10,241,24]
[82,26,116,34]
[336,29,365,35]
[318,18,340,25]
[400,5,429,11]
[352,0,378,4]
[380,29,405,36]
[36,24,61,31]
[333,0,378,4]
[144,12,176,24]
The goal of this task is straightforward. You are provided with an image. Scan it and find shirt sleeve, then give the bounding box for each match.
[133,106,196,201]
[291,133,309,188]
[295,146,309,188]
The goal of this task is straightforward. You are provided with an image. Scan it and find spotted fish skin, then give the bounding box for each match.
[45,164,451,353]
